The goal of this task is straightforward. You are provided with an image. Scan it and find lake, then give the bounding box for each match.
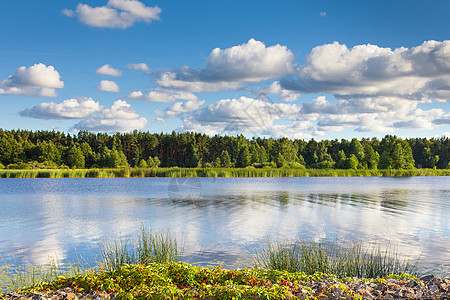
[0,176,449,276]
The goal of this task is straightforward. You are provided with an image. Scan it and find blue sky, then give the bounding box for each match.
[1,0,449,140]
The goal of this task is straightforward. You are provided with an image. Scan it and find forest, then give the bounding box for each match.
[0,129,448,170]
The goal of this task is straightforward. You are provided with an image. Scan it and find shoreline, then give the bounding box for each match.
[2,263,449,299]
[1,167,450,179]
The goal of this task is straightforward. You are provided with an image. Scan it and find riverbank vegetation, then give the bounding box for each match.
[1,229,423,297]
[1,129,449,172]
[1,167,450,178]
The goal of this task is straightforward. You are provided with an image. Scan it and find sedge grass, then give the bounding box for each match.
[251,238,419,278]
[1,167,449,178]
[0,257,87,293]
[100,227,182,271]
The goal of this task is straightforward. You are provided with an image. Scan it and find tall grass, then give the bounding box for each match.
[101,228,182,271]
[0,258,86,293]
[1,167,449,178]
[251,238,419,278]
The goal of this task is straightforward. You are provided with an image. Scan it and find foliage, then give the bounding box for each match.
[251,238,419,278]
[1,167,450,178]
[0,129,449,170]
[101,228,181,271]
[11,261,421,299]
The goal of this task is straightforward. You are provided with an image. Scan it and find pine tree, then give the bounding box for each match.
[220,150,232,168]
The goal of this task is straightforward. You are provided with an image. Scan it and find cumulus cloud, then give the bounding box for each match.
[301,96,417,115]
[21,98,147,133]
[127,88,198,102]
[96,64,122,76]
[125,63,150,72]
[155,99,206,121]
[20,98,101,119]
[281,40,450,102]
[0,63,64,97]
[180,96,301,136]
[433,112,450,125]
[273,40,450,134]
[63,0,161,29]
[156,39,295,92]
[303,96,447,133]
[73,100,148,132]
[96,80,120,92]
[260,81,300,101]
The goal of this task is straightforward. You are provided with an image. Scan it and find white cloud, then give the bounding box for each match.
[127,88,198,102]
[20,98,101,119]
[96,64,122,77]
[260,81,300,101]
[275,40,450,134]
[125,63,150,72]
[61,8,74,17]
[434,112,450,125]
[180,96,301,136]
[301,95,418,115]
[63,0,161,29]
[281,40,450,102]
[21,98,147,133]
[0,63,64,97]
[73,100,148,132]
[96,80,120,92]
[156,39,295,92]
[305,96,447,133]
[155,99,206,120]
[157,73,243,92]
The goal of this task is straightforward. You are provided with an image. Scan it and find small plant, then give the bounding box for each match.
[251,238,419,278]
[100,227,182,271]
[0,257,86,293]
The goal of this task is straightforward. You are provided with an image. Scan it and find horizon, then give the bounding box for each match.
[1,0,449,141]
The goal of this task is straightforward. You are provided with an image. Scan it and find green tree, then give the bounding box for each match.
[237,145,251,167]
[363,144,379,169]
[349,138,365,162]
[391,140,415,169]
[153,156,161,168]
[335,150,347,169]
[276,153,286,168]
[138,159,148,168]
[378,151,392,169]
[66,144,85,169]
[220,150,232,168]
[214,157,221,167]
[346,154,359,170]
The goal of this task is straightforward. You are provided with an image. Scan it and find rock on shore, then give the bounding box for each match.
[2,276,449,299]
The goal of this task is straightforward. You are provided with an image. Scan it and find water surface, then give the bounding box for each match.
[0,177,448,276]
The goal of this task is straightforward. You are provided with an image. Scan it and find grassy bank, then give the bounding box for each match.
[1,167,449,178]
[5,262,421,300]
[1,229,423,295]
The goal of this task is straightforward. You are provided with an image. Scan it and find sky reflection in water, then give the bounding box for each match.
[0,177,448,276]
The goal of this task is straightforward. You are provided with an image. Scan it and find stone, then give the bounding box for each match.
[66,293,78,300]
[420,274,435,281]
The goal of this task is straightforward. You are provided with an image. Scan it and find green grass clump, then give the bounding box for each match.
[0,259,86,294]
[100,228,181,271]
[1,167,449,178]
[252,238,419,278]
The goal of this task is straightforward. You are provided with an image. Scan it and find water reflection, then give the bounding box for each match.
[0,177,448,276]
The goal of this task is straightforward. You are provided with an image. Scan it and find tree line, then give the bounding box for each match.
[0,129,448,170]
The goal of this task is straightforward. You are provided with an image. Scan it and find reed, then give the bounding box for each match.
[100,227,181,271]
[0,258,86,293]
[251,238,419,278]
[0,167,449,178]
